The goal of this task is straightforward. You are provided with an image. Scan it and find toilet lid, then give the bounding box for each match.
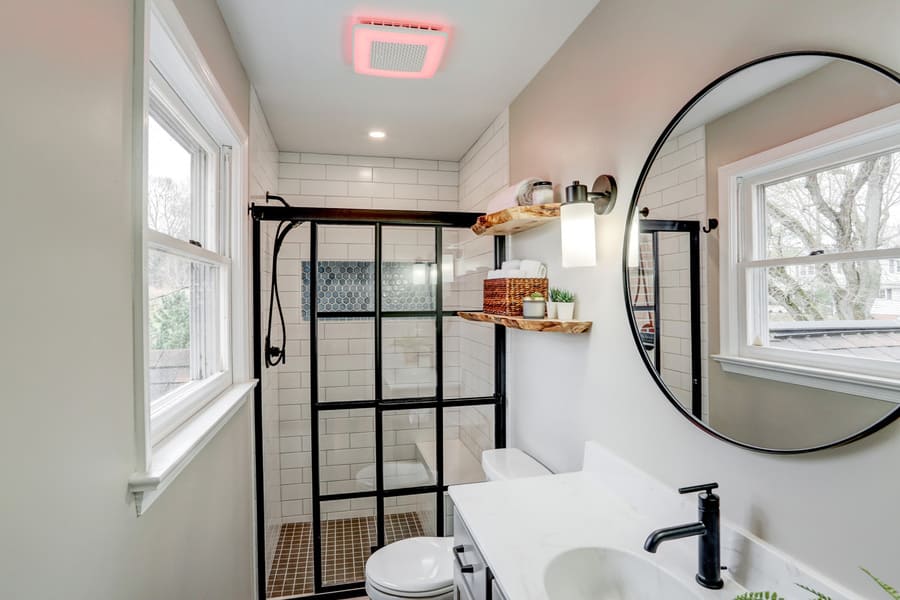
[366,537,454,595]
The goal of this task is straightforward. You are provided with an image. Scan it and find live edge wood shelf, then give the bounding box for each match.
[471,203,561,236]
[457,311,592,334]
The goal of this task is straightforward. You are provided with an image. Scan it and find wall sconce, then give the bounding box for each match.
[561,175,617,268]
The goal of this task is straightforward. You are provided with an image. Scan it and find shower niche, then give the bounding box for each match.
[253,207,503,599]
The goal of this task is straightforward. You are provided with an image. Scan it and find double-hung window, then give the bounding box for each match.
[717,104,900,399]
[130,1,250,516]
[145,66,232,445]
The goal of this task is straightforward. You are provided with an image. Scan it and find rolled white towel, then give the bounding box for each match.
[519,259,547,278]
[501,260,521,270]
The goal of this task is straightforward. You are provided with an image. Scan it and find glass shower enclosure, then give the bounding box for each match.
[252,205,505,599]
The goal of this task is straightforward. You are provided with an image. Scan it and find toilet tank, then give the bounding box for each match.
[481,448,550,481]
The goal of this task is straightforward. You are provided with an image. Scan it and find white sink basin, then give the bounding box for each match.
[544,547,699,600]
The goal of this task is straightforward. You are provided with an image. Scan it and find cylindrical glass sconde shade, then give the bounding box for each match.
[560,201,597,268]
[627,219,640,268]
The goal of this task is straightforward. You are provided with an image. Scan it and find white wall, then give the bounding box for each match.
[506,0,900,595]
[0,1,255,599]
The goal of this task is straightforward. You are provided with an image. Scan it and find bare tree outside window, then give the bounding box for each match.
[763,150,900,323]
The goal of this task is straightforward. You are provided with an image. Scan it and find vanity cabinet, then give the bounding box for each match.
[453,509,508,600]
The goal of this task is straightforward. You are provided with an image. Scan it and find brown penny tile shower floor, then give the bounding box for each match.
[267,512,425,598]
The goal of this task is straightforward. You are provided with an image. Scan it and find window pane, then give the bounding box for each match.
[148,115,193,242]
[318,408,375,494]
[443,316,493,399]
[148,248,220,403]
[757,259,900,360]
[383,318,435,399]
[382,408,436,490]
[763,148,900,258]
[443,405,493,485]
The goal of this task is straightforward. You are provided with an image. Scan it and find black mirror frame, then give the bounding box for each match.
[622,50,900,454]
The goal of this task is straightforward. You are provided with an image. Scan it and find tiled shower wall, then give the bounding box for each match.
[250,90,282,575]
[271,153,462,525]
[634,125,709,420]
[455,109,510,461]
[262,128,508,531]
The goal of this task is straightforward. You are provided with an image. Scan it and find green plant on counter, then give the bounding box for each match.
[550,288,574,302]
[734,568,896,600]
[795,583,831,599]
[524,292,544,300]
[862,568,900,600]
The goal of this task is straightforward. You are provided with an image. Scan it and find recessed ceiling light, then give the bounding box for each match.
[369,130,386,139]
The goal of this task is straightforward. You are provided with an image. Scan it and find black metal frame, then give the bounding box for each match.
[622,50,900,454]
[252,205,506,599]
[632,219,702,418]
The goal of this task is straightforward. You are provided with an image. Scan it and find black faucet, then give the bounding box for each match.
[643,482,724,590]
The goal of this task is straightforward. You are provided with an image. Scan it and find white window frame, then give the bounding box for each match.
[147,67,232,445]
[715,102,900,403]
[129,0,254,515]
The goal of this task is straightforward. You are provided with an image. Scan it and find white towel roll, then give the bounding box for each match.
[519,260,546,278]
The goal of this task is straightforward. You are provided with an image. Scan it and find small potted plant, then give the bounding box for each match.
[521,292,546,319]
[548,288,565,319]
[554,288,576,320]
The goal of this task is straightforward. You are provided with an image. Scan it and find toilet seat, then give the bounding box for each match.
[365,537,454,598]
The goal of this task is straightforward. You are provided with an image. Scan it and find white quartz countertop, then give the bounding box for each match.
[449,470,747,600]
[448,443,856,600]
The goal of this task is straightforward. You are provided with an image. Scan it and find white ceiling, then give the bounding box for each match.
[216,0,600,160]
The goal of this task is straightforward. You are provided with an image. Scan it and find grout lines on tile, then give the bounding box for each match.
[267,512,424,598]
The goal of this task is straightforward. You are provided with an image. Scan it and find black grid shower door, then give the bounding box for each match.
[252,206,507,600]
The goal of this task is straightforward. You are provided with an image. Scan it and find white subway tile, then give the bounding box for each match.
[348,181,394,197]
[395,158,438,170]
[277,179,301,194]
[300,153,348,165]
[348,155,394,167]
[281,163,326,180]
[438,186,458,202]
[300,180,348,196]
[373,168,418,184]
[438,161,459,172]
[324,196,373,209]
[326,165,373,182]
[279,152,300,163]
[394,184,438,200]
[418,170,459,186]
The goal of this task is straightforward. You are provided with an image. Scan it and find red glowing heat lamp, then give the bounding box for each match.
[352,18,448,79]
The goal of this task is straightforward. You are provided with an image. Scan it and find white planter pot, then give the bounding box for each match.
[522,300,546,319]
[546,301,558,319]
[557,302,575,321]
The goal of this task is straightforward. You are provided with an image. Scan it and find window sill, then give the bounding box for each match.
[129,380,256,515]
[711,354,900,404]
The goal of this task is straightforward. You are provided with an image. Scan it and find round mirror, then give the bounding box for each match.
[624,52,900,453]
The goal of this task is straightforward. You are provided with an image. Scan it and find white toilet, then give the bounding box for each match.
[364,448,550,600]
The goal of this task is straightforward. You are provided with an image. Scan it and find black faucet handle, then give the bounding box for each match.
[678,482,719,495]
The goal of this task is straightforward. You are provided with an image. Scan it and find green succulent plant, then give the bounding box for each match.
[524,292,544,301]
[550,287,574,302]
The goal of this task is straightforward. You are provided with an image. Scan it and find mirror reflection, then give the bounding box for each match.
[626,55,900,451]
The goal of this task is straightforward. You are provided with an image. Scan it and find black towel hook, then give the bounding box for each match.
[702,218,719,233]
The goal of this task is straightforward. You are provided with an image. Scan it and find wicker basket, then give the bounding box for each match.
[483,278,549,316]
